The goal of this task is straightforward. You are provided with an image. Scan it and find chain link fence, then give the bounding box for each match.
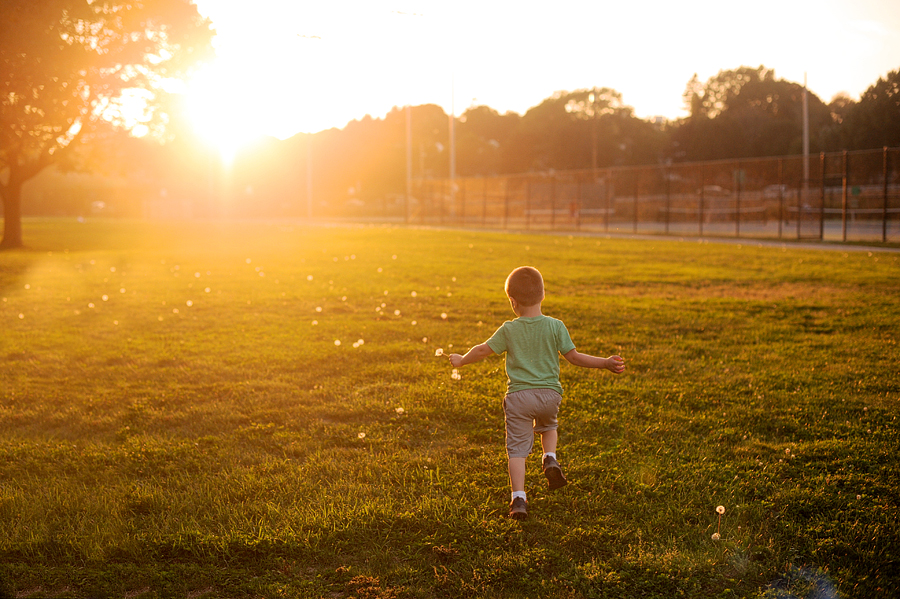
[402,147,900,243]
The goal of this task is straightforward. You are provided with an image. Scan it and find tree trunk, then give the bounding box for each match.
[0,181,24,249]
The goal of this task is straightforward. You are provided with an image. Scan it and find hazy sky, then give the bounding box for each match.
[187,0,900,144]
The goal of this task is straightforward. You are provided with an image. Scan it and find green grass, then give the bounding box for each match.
[1,219,898,598]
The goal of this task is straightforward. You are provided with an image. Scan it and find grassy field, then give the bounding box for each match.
[0,220,898,599]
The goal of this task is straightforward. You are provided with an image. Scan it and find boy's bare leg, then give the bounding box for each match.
[508,457,527,492]
[540,429,558,455]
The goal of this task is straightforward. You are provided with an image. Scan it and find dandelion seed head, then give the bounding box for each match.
[307,275,313,281]
[395,407,404,414]
[716,505,725,515]
[113,320,118,325]
[195,272,200,278]
[120,288,126,294]
[246,258,252,264]
[24,284,30,290]
[452,277,456,282]
[435,348,444,357]
[102,295,109,301]
[357,339,364,345]
[411,291,417,297]
[110,267,116,273]
[186,300,193,307]
[316,307,323,312]
[377,267,383,273]
[411,320,417,325]
[441,313,448,320]
[394,309,401,316]
[334,340,341,346]
[205,287,211,293]
[88,303,95,309]
[173,308,179,314]
[18,313,24,319]
[392,255,397,260]
[857,494,861,500]
[358,432,366,439]
[711,533,721,541]
[312,320,318,325]
[158,316,164,321]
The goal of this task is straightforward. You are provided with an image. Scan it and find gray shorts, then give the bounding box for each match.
[503,388,562,458]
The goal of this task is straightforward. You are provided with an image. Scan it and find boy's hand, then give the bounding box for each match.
[449,353,464,368]
[606,355,625,374]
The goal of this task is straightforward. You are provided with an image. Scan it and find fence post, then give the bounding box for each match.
[633,170,639,233]
[576,178,582,231]
[841,150,848,242]
[699,167,705,237]
[819,152,826,240]
[605,172,611,233]
[482,177,487,228]
[550,174,557,230]
[664,168,671,235]
[884,147,890,243]
[777,159,784,239]
[525,178,531,230]
[503,179,510,230]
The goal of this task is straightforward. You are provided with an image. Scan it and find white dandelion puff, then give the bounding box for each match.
[18,313,24,319]
[312,320,318,325]
[246,258,252,264]
[24,284,30,290]
[186,300,193,307]
[120,288,126,294]
[195,272,201,278]
[110,267,116,273]
[316,307,323,312]
[441,312,448,320]
[88,303,95,309]
[357,339,364,346]
[307,275,313,281]
[173,308,179,314]
[158,316,164,321]
[102,295,109,301]
[711,533,721,541]
[377,267,383,273]
[411,291,417,297]
[716,506,725,515]
[395,407,404,414]
[411,320,417,325]
[451,369,461,380]
[394,309,401,316]
[435,348,444,357]
[358,432,366,439]
[334,340,341,346]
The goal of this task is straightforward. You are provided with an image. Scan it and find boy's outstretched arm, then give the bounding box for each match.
[449,343,494,368]
[562,349,625,373]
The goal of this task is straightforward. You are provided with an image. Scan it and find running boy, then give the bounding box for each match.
[448,266,625,520]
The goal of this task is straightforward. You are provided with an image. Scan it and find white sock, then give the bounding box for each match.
[543,452,557,461]
[512,491,527,502]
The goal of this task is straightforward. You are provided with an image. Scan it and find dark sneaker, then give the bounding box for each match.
[543,455,568,490]
[508,497,528,520]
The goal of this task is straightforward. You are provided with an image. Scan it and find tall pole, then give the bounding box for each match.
[406,105,412,224]
[803,73,810,195]
[306,133,313,219]
[449,76,456,214]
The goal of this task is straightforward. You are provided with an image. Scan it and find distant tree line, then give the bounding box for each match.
[13,64,900,223]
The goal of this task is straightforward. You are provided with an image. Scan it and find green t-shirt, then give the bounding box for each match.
[486,315,576,395]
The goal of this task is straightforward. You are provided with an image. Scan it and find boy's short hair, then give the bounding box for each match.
[505,266,544,307]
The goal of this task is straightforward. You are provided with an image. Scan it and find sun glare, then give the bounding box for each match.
[184,66,259,163]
